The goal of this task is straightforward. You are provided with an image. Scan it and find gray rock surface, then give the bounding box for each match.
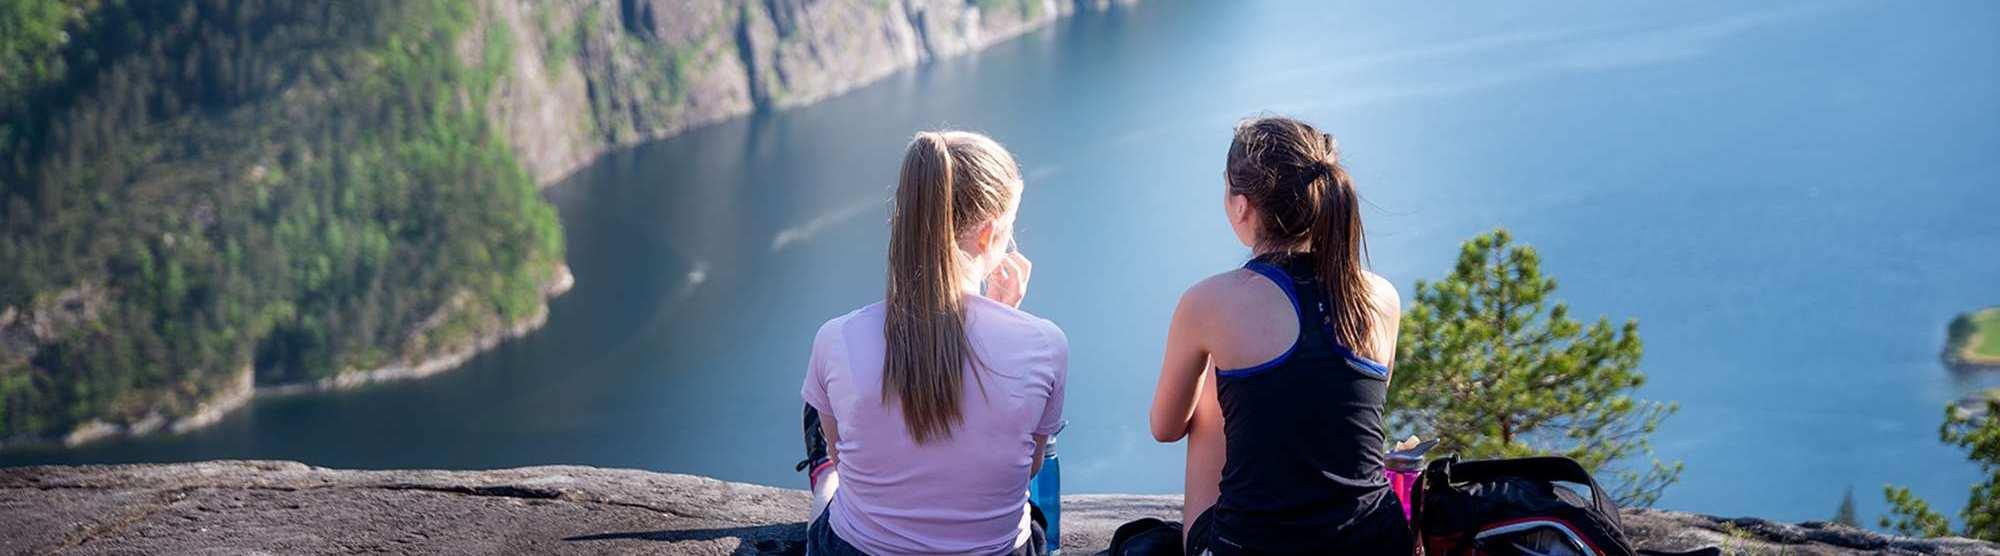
[3,461,1993,555]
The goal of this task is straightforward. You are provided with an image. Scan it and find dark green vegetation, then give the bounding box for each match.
[1881,399,1999,542]
[1833,485,1859,528]
[0,0,561,440]
[1946,307,2000,367]
[0,0,86,143]
[1389,228,1683,507]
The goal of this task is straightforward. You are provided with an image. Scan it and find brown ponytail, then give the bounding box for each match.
[1306,135,1372,356]
[1225,118,1375,356]
[884,131,1020,444]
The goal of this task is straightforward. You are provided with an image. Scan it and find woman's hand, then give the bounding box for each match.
[985,251,1033,308]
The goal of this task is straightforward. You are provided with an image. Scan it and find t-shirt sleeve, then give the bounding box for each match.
[801,320,837,414]
[1034,321,1069,436]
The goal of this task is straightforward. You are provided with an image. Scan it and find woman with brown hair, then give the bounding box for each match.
[800,131,1067,555]
[1148,117,1410,554]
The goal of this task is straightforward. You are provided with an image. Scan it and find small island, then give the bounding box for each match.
[1946,307,2000,371]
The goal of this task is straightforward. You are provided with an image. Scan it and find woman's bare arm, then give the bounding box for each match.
[1364,273,1402,375]
[1150,284,1213,442]
[1182,366,1226,533]
[1030,434,1048,478]
[818,412,841,465]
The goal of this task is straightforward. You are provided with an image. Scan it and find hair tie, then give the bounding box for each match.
[1315,159,1338,181]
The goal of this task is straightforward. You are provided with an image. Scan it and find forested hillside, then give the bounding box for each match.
[0,0,1124,446]
[0,0,563,443]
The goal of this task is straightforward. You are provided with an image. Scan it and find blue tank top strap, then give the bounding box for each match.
[1215,261,1304,379]
[1331,342,1391,379]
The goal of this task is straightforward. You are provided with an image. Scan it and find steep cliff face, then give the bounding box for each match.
[478,0,1131,185]
[4,461,1994,555]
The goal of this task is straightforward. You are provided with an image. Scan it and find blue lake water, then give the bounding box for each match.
[6,1,1999,526]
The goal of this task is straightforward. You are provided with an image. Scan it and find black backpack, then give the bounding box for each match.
[1107,517,1184,556]
[1412,455,1637,556]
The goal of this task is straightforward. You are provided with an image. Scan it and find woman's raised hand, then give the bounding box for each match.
[985,251,1033,308]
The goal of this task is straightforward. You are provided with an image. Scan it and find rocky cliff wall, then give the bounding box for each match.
[478,0,1134,186]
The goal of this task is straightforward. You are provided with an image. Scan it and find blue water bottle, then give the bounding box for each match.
[1029,427,1062,555]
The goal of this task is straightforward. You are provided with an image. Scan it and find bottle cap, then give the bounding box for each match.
[1385,438,1440,471]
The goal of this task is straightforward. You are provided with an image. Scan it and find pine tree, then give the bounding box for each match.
[1389,228,1683,507]
[1882,485,1952,538]
[1833,485,1858,527]
[1882,398,2000,541]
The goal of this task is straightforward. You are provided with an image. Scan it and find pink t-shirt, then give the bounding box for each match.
[802,295,1068,556]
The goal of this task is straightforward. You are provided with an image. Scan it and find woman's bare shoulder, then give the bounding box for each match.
[1179,268,1264,312]
[1363,270,1401,315]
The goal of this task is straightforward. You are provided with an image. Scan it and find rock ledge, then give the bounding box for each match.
[1,461,1993,555]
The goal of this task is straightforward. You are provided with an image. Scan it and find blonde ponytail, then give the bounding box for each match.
[883,131,1020,444]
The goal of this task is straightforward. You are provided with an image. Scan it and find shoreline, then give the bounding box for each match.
[0,265,573,453]
[257,264,574,398]
[1945,306,2000,371]
[47,366,258,448]
[509,2,1136,190]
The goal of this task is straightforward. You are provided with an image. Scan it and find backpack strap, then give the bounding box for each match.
[1446,456,1621,524]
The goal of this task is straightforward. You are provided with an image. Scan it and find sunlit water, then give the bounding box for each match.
[8,1,1999,526]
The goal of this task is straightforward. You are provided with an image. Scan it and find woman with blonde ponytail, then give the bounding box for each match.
[800,131,1067,556]
[1148,117,1411,554]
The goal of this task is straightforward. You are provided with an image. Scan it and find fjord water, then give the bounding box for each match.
[8,1,1999,524]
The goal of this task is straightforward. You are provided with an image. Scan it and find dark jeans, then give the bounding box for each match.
[808,509,1049,556]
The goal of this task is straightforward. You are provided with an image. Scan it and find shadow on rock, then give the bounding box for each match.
[565,522,808,555]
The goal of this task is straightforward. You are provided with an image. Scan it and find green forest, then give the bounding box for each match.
[0,0,562,440]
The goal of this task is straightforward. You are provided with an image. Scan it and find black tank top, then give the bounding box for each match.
[1210,252,1398,552]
